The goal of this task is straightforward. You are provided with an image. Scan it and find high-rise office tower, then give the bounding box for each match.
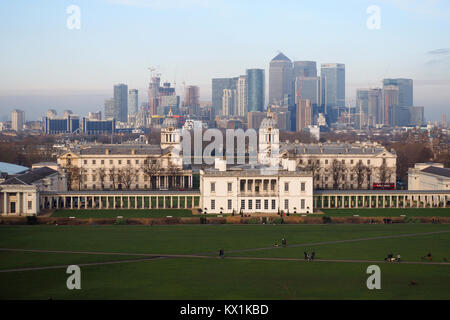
[320,63,345,118]
[269,52,293,106]
[113,84,128,122]
[212,78,238,116]
[148,76,161,115]
[383,79,413,107]
[296,99,312,132]
[246,69,265,113]
[222,89,237,116]
[293,61,317,78]
[383,85,399,125]
[104,98,115,120]
[295,77,321,106]
[356,88,383,127]
[128,89,139,117]
[12,109,25,132]
[185,85,200,107]
[236,75,247,117]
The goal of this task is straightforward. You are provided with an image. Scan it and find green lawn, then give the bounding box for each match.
[51,209,195,218]
[0,224,449,299]
[321,208,450,217]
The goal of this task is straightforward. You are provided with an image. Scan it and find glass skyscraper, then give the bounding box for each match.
[212,78,238,116]
[246,69,265,113]
[320,63,345,119]
[383,78,413,107]
[113,83,128,122]
[269,52,293,106]
[293,61,317,78]
[128,89,138,116]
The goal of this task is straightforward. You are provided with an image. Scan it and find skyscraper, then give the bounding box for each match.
[269,52,293,106]
[185,86,200,107]
[113,84,128,122]
[320,63,345,118]
[148,76,161,116]
[236,75,247,117]
[104,98,115,120]
[293,61,317,78]
[212,78,238,116]
[295,77,321,106]
[128,89,138,117]
[222,89,237,116]
[12,109,24,132]
[356,88,383,127]
[383,79,413,107]
[383,85,399,125]
[296,99,312,132]
[246,69,265,113]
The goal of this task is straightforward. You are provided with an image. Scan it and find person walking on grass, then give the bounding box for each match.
[219,249,224,259]
[311,251,315,261]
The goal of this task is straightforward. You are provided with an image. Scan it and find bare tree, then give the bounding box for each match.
[62,164,81,191]
[118,164,136,190]
[108,166,119,190]
[352,161,369,189]
[166,162,181,189]
[330,159,347,190]
[377,161,393,185]
[141,157,161,189]
[98,167,107,190]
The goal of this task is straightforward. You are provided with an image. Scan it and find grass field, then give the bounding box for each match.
[0,223,449,299]
[51,209,196,218]
[321,208,450,217]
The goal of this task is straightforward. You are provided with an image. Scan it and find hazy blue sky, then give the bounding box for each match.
[0,0,449,121]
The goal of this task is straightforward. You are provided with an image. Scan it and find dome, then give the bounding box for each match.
[260,116,277,129]
[162,117,178,129]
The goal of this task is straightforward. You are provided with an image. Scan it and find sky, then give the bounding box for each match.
[0,0,449,121]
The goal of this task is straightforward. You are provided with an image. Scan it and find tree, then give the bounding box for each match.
[98,167,107,190]
[108,166,119,190]
[141,157,161,189]
[377,161,393,185]
[330,159,347,189]
[352,161,369,189]
[118,165,136,190]
[298,157,322,188]
[62,164,81,191]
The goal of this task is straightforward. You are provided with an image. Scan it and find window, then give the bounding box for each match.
[136,160,139,164]
[272,199,276,210]
[93,184,96,189]
[118,160,122,165]
[342,160,345,164]
[308,159,312,165]
[350,159,354,164]
[101,160,104,165]
[92,160,96,165]
[211,182,215,193]
[248,200,252,210]
[325,159,328,164]
[241,200,245,209]
[256,199,261,210]
[110,160,113,165]
[211,200,215,210]
[127,160,131,165]
[264,199,268,210]
[301,182,305,192]
[284,182,289,192]
[301,199,305,209]
[28,201,32,210]
[228,182,232,192]
[284,199,289,210]
[84,160,87,165]
[367,160,371,165]
[228,199,232,210]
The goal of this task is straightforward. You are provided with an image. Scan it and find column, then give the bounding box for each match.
[71,196,74,209]
[128,196,131,209]
[17,192,21,214]
[328,196,331,209]
[135,196,138,209]
[4,192,8,214]
[321,196,324,208]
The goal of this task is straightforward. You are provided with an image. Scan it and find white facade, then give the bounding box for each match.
[12,109,25,132]
[408,163,450,190]
[200,159,313,214]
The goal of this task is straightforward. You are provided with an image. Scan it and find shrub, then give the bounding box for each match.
[26,215,38,225]
[114,219,127,225]
[246,218,261,224]
[271,218,284,224]
[322,215,332,224]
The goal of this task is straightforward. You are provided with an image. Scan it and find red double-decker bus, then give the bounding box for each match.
[372,183,395,190]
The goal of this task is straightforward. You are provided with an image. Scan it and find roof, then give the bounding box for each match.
[421,166,450,178]
[0,162,28,175]
[0,167,57,186]
[281,143,389,156]
[271,52,291,62]
[203,164,312,177]
[75,144,163,156]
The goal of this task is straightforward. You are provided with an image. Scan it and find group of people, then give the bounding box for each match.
[304,251,315,261]
[384,253,401,262]
[273,238,288,248]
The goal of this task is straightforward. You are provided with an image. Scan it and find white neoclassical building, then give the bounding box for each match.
[200,159,313,214]
[408,163,450,190]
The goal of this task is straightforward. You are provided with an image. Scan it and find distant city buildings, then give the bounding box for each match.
[269,52,293,106]
[128,89,138,117]
[320,63,345,120]
[246,69,265,113]
[113,84,128,122]
[11,109,25,132]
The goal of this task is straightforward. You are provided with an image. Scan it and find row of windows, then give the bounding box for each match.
[299,159,373,165]
[81,159,158,166]
[210,198,307,211]
[211,182,307,193]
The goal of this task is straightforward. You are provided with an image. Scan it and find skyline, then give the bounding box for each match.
[1,0,450,121]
